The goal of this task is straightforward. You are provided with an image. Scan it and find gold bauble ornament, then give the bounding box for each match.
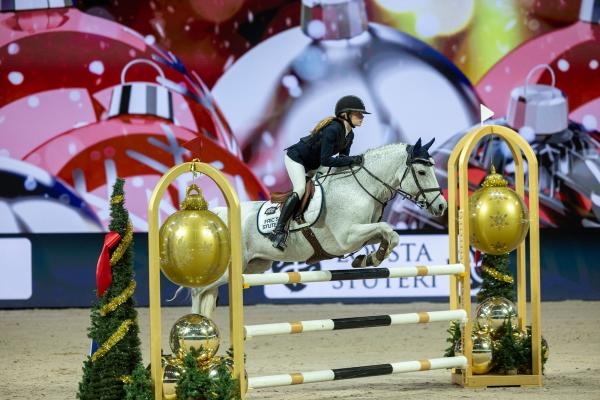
[159,184,230,287]
[170,313,220,362]
[154,354,183,400]
[512,328,528,342]
[471,329,494,374]
[469,166,529,255]
[201,355,233,378]
[476,296,518,335]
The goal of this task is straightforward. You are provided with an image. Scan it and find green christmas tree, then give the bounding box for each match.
[176,348,212,400]
[78,178,143,400]
[443,321,462,357]
[176,347,241,400]
[124,364,154,400]
[493,319,527,374]
[520,326,549,374]
[209,361,241,400]
[476,252,515,303]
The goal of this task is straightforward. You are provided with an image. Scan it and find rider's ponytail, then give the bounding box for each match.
[310,116,340,135]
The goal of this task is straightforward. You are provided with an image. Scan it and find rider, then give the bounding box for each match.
[269,95,369,250]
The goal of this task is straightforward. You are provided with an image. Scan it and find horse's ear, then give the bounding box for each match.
[422,138,435,151]
[413,138,422,153]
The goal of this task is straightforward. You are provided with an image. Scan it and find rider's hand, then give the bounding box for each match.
[350,155,363,166]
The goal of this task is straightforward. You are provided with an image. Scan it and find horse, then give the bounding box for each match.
[190,138,447,317]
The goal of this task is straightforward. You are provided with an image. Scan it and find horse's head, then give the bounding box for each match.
[399,138,447,217]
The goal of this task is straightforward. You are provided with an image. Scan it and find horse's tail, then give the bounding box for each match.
[166,279,224,303]
[166,286,191,303]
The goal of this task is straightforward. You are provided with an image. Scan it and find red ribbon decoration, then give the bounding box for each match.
[96,231,121,297]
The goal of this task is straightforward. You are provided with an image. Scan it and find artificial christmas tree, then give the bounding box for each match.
[124,364,154,400]
[78,178,143,400]
[493,319,527,375]
[176,348,213,400]
[476,252,515,303]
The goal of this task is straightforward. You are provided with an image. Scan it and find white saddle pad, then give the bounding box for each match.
[257,182,324,235]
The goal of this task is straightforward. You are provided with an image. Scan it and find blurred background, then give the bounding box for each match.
[1,0,598,306]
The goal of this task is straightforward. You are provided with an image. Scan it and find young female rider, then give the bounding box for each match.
[269,95,370,250]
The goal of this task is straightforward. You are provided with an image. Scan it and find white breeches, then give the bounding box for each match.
[284,154,307,198]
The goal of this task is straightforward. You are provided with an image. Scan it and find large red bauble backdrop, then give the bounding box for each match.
[0,5,268,232]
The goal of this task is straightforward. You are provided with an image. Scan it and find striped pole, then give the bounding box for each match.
[243,264,464,287]
[244,309,467,339]
[248,356,467,389]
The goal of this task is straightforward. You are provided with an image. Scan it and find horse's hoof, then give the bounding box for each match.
[352,255,366,268]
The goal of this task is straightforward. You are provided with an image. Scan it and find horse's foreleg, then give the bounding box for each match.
[190,285,219,318]
[352,238,389,268]
[198,287,218,318]
[191,288,201,314]
[344,222,399,268]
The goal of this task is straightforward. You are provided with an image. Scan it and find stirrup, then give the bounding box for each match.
[271,231,288,251]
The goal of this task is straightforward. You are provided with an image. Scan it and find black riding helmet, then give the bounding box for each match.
[335,95,370,128]
[335,95,371,116]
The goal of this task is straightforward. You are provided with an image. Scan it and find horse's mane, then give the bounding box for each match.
[363,142,409,160]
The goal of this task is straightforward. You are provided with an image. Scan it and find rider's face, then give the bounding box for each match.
[350,112,365,127]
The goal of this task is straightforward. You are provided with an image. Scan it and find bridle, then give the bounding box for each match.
[395,156,444,209]
[316,151,444,211]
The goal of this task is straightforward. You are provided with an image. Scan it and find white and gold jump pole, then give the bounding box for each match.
[242,263,464,287]
[244,309,467,339]
[147,161,246,400]
[247,356,468,389]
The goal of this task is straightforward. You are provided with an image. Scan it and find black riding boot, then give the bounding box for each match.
[270,192,299,251]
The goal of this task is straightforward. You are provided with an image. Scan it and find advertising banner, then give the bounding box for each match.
[1,230,599,308]
[264,234,457,300]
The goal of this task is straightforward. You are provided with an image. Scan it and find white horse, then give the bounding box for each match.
[191,138,447,317]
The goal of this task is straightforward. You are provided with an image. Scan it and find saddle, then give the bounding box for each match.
[269,179,315,224]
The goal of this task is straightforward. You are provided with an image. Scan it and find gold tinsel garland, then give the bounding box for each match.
[482,264,514,284]
[91,319,134,362]
[99,280,136,316]
[110,220,133,266]
[91,195,136,362]
[111,194,124,204]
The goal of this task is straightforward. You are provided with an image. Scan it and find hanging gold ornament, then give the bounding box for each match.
[469,166,529,255]
[169,313,220,363]
[161,354,184,400]
[471,329,494,374]
[160,183,231,287]
[201,355,233,377]
[475,296,518,335]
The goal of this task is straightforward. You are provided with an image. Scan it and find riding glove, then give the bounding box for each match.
[350,155,363,166]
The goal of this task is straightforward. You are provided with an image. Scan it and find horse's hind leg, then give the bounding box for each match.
[191,287,202,314]
[199,287,218,318]
[190,286,219,318]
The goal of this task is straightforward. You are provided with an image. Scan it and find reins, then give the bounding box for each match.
[315,153,443,211]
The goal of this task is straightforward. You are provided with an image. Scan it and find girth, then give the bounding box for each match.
[300,227,338,264]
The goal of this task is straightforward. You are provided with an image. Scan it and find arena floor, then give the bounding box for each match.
[1,301,598,399]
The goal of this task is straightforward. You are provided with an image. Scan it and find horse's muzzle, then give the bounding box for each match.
[429,199,448,217]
